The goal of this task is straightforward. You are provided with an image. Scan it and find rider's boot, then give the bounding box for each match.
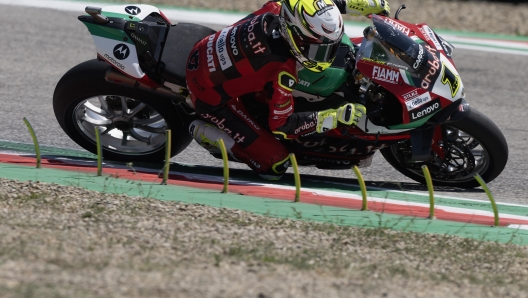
[258,155,291,181]
[189,120,235,156]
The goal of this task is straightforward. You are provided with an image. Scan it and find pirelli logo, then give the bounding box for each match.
[278,71,296,91]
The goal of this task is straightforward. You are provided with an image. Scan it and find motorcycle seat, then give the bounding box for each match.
[160,23,216,86]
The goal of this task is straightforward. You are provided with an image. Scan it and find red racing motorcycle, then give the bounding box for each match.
[53,4,508,188]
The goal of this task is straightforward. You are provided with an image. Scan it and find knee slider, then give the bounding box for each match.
[189,120,235,154]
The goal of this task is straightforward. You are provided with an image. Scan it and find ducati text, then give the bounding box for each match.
[206,35,216,72]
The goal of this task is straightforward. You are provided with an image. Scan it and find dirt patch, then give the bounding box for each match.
[1,178,528,297]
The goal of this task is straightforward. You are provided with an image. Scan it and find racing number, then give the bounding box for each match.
[187,50,200,71]
[278,71,296,91]
[441,63,461,98]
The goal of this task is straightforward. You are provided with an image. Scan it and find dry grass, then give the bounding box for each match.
[1,178,528,297]
[95,0,528,35]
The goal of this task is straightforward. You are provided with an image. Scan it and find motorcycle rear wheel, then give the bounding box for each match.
[53,59,192,162]
[380,108,508,188]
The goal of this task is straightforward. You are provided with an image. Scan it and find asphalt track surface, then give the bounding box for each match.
[1,4,527,204]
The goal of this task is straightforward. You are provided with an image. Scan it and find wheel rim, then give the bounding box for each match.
[390,126,490,184]
[73,95,167,155]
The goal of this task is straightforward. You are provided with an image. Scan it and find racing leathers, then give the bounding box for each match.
[185,0,388,179]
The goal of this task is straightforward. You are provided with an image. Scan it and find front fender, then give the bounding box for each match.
[409,99,470,162]
[426,98,470,125]
[443,99,471,124]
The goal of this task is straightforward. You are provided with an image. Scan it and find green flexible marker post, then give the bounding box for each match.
[162,129,172,185]
[421,165,436,219]
[22,118,41,169]
[474,174,500,227]
[289,153,301,202]
[217,138,229,193]
[94,127,103,176]
[352,166,368,211]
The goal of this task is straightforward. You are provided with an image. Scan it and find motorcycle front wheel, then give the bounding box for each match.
[380,108,508,188]
[53,59,192,162]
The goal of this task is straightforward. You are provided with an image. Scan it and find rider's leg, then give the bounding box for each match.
[189,119,235,156]
[191,97,290,180]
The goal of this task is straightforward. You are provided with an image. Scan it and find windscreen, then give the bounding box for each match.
[356,15,427,73]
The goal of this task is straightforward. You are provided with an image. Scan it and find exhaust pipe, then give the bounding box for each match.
[104,66,182,99]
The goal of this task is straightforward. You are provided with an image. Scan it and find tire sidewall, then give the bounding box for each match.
[53,60,192,162]
[381,108,508,188]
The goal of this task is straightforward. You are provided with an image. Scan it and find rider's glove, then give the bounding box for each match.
[346,0,390,17]
[316,103,366,133]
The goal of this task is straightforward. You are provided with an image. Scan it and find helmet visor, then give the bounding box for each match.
[297,39,342,63]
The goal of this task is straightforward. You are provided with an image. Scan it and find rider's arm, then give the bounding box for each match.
[266,60,366,139]
[333,0,390,16]
[266,62,319,139]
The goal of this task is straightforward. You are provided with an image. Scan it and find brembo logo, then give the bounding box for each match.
[125,6,141,15]
[113,44,130,60]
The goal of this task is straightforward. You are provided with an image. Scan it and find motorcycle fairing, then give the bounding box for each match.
[417,25,443,51]
[398,43,463,102]
[79,4,169,83]
[354,15,464,130]
[91,35,145,79]
[432,55,463,100]
[286,135,395,168]
[99,5,163,22]
[377,16,464,102]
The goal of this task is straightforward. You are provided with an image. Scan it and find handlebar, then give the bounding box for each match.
[394,4,406,20]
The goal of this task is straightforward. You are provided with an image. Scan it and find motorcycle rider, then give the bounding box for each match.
[186,0,390,180]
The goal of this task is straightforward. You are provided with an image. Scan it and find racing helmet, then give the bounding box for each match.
[279,0,344,72]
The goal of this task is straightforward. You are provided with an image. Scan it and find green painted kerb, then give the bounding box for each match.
[1,163,528,245]
[0,141,96,159]
[3,140,528,218]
